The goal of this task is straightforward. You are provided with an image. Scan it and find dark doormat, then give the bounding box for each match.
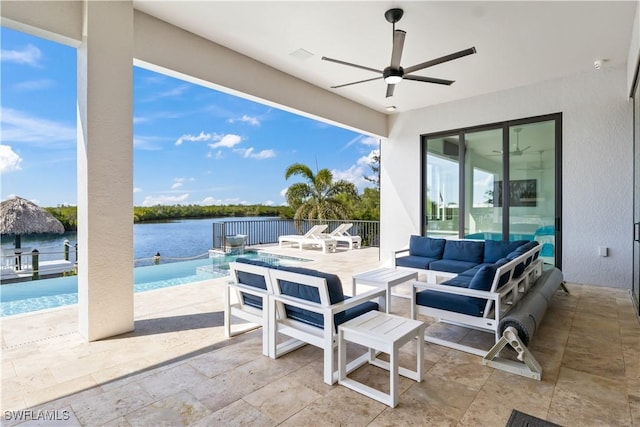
[506,410,562,427]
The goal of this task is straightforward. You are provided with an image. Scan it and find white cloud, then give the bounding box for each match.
[171,182,183,189]
[13,79,54,91]
[233,147,276,159]
[134,135,167,151]
[141,193,190,206]
[175,131,219,146]
[263,200,275,206]
[228,115,261,126]
[209,134,243,149]
[360,136,380,147]
[331,149,379,191]
[0,145,23,173]
[1,44,42,66]
[133,187,142,193]
[280,188,288,198]
[141,84,190,102]
[198,196,248,206]
[171,177,192,189]
[1,107,75,147]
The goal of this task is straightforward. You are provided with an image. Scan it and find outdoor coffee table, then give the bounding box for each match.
[351,267,418,313]
[338,310,425,408]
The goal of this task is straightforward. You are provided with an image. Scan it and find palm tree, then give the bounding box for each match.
[284,163,358,220]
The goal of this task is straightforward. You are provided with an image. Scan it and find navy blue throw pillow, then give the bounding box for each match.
[409,235,446,258]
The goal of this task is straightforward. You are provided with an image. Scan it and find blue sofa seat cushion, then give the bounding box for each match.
[396,255,438,270]
[409,235,446,258]
[416,289,486,317]
[441,276,472,288]
[285,299,379,331]
[276,265,377,331]
[429,259,479,274]
[483,240,529,263]
[234,257,272,308]
[442,240,485,264]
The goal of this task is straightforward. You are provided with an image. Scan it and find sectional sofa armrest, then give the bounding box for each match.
[270,287,386,315]
[392,247,410,267]
[411,281,501,301]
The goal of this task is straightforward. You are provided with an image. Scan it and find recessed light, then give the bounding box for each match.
[385,105,397,112]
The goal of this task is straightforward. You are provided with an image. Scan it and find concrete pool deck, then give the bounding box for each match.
[1,245,639,426]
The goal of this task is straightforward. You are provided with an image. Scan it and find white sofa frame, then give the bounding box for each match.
[225,261,273,356]
[409,244,543,357]
[267,268,387,385]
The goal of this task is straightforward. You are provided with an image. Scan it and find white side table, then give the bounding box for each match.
[338,311,425,408]
[352,267,418,313]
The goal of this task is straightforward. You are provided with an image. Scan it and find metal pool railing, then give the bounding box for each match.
[212,219,380,251]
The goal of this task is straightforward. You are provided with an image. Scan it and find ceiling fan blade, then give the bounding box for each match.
[521,146,532,153]
[386,84,396,98]
[403,47,477,74]
[390,30,406,68]
[322,56,382,74]
[331,76,383,89]
[403,75,455,85]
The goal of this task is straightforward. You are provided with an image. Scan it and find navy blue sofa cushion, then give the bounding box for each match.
[396,255,437,270]
[429,259,479,274]
[441,275,472,288]
[234,257,271,308]
[275,265,378,331]
[442,240,484,264]
[416,290,486,317]
[409,235,446,258]
[506,241,539,276]
[483,240,529,263]
[468,265,498,291]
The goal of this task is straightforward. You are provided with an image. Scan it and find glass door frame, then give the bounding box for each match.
[421,112,562,268]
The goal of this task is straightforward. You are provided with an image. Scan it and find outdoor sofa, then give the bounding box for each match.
[393,235,545,356]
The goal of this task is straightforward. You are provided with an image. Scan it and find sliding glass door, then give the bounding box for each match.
[422,114,561,267]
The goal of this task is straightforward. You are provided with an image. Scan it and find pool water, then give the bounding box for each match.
[0,251,308,317]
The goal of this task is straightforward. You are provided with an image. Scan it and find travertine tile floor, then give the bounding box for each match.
[1,246,639,426]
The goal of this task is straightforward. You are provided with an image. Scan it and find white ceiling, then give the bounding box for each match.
[134,1,637,114]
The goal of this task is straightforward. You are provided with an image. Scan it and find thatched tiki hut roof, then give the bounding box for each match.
[0,196,65,248]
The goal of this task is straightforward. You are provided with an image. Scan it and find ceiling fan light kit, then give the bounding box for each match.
[322,8,476,99]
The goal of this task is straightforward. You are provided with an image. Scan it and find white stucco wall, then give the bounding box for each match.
[381,65,633,289]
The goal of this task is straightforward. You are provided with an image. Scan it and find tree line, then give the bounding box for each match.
[45,157,381,232]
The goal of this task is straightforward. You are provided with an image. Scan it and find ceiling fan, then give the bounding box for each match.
[321,8,477,98]
[492,127,531,156]
[518,150,551,171]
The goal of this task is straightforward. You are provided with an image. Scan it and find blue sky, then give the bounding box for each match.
[1,27,379,207]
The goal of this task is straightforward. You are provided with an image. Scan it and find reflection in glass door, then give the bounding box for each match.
[508,121,557,265]
[462,128,503,240]
[425,134,460,238]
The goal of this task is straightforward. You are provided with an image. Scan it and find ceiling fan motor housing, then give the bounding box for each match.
[384,66,404,83]
[384,8,404,24]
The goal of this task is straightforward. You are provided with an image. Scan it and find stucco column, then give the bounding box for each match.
[77,1,134,341]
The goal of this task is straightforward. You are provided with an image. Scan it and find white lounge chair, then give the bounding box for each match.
[278,224,337,253]
[325,223,362,249]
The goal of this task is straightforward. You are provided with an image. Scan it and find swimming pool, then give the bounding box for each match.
[0,250,309,317]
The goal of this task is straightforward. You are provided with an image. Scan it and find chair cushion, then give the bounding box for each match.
[468,265,497,291]
[234,257,271,309]
[285,300,379,331]
[276,265,344,304]
[416,290,486,317]
[441,276,472,288]
[429,259,479,274]
[459,263,495,277]
[395,255,437,269]
[409,235,446,258]
[483,240,529,263]
[442,240,484,263]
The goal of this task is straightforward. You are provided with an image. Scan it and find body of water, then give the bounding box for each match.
[0,217,277,267]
